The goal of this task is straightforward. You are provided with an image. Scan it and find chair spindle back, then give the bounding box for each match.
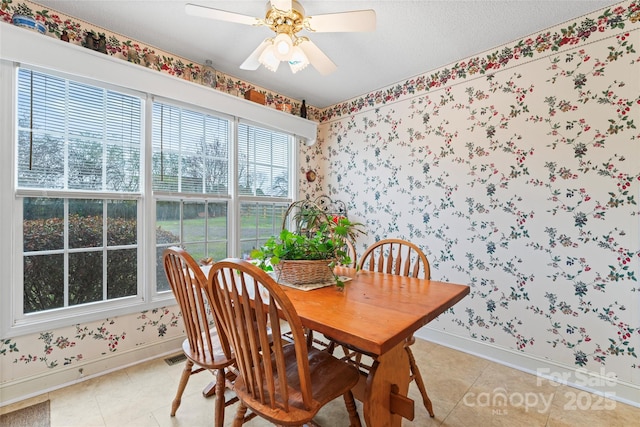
[163,247,232,363]
[207,259,313,412]
[358,238,430,279]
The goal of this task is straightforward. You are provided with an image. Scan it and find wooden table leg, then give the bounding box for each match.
[362,341,413,427]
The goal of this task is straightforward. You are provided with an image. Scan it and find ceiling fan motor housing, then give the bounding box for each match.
[265,0,306,36]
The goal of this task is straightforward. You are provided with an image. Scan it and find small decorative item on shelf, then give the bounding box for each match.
[244,89,265,105]
[225,80,235,95]
[83,31,107,53]
[11,4,46,35]
[127,49,140,64]
[143,51,159,68]
[201,60,216,89]
[96,34,107,54]
[278,103,292,113]
[83,31,98,50]
[251,198,365,289]
[300,99,307,118]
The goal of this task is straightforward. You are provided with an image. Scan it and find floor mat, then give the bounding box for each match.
[0,400,50,427]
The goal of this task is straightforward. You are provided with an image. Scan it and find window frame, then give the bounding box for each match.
[150,96,234,295]
[9,66,150,333]
[0,28,310,337]
[14,66,146,323]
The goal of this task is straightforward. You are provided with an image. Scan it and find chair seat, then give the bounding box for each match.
[181,329,235,369]
[233,343,361,425]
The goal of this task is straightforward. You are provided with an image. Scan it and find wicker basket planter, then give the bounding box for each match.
[274,259,335,285]
[251,199,365,289]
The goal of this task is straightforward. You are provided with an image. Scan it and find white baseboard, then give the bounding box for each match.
[0,336,184,407]
[415,328,640,409]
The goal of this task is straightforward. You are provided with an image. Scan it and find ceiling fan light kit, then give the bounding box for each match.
[257,34,310,74]
[258,42,281,72]
[288,45,309,73]
[273,33,293,60]
[186,0,375,75]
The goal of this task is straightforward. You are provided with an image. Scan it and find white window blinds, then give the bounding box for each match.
[238,123,290,197]
[152,102,230,195]
[16,68,142,192]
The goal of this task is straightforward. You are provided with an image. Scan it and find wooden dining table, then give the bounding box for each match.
[279,266,470,427]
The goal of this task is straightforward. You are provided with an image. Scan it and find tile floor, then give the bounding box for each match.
[3,339,639,426]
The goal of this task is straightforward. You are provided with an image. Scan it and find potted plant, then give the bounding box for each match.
[250,200,365,289]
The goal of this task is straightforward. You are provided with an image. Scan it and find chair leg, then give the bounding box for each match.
[405,346,434,417]
[214,369,226,427]
[343,390,362,427]
[233,402,248,427]
[326,339,336,354]
[171,358,194,416]
[306,329,314,348]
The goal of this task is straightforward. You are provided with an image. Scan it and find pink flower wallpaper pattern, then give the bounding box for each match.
[308,1,640,387]
[1,0,639,402]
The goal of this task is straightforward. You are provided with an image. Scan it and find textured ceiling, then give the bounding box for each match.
[34,0,619,108]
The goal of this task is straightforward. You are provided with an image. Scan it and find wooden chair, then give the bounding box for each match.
[359,238,430,279]
[162,247,238,427]
[207,258,362,427]
[355,238,434,417]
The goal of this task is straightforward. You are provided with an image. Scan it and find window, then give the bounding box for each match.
[155,200,228,291]
[16,68,143,316]
[152,102,231,292]
[5,60,303,335]
[237,122,292,258]
[152,103,229,195]
[238,123,290,197]
[17,70,141,192]
[152,102,231,291]
[23,198,138,313]
[239,201,289,259]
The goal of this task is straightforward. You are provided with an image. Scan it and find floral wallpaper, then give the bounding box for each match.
[303,0,640,391]
[1,308,183,382]
[1,0,640,404]
[317,2,639,123]
[0,0,318,119]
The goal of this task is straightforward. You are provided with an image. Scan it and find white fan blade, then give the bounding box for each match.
[305,10,376,32]
[270,0,292,12]
[298,39,337,76]
[185,3,262,26]
[240,40,271,70]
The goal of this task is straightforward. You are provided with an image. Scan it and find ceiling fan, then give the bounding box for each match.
[185,0,376,75]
